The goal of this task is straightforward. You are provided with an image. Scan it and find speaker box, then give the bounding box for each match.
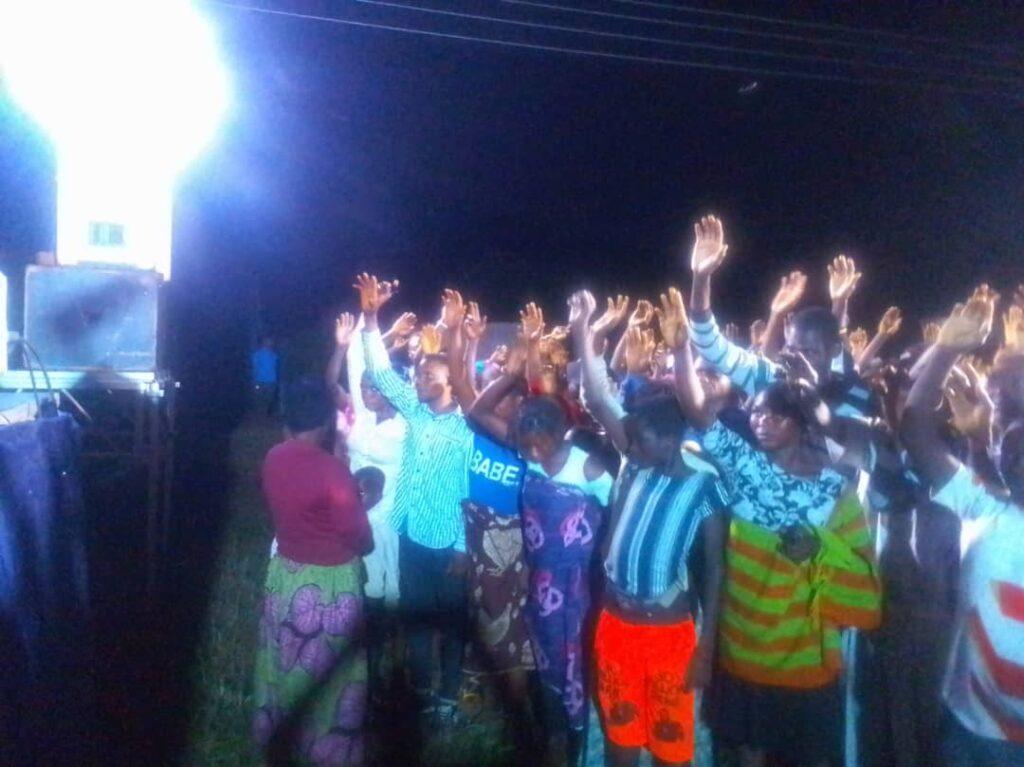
[24,265,163,372]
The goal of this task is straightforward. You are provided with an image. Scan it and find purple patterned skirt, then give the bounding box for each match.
[252,555,367,766]
[520,471,602,732]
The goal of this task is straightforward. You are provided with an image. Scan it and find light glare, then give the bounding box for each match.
[0,0,231,277]
[0,0,230,169]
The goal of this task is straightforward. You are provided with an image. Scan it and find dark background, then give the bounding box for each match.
[3,2,1023,350]
[1,1,1022,763]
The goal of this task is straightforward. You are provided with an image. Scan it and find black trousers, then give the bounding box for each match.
[399,536,468,702]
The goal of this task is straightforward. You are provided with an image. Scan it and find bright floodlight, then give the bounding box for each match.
[0,0,230,277]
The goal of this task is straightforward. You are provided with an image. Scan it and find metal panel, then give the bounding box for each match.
[24,265,163,371]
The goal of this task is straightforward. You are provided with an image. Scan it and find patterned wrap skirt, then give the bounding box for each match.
[252,556,368,767]
[462,500,536,678]
[520,471,602,732]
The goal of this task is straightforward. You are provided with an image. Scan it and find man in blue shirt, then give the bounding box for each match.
[251,336,280,415]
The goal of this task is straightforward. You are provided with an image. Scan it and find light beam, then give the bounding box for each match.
[0,0,231,277]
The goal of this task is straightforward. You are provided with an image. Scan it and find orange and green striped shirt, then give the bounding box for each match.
[718,492,881,689]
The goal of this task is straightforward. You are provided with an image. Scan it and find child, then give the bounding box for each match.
[353,466,394,701]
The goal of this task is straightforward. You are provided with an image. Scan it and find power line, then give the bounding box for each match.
[206,1,1020,99]
[494,0,1024,74]
[342,0,1023,86]
[611,0,1024,56]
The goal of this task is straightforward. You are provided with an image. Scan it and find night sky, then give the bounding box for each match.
[1,1,1023,384]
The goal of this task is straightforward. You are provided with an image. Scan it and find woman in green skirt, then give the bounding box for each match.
[253,377,373,766]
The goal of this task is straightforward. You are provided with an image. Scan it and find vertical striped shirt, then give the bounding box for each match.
[604,462,730,604]
[362,329,472,552]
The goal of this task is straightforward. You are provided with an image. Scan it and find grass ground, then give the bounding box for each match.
[184,417,277,766]
[183,415,710,766]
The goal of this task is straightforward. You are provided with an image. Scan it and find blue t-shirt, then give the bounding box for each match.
[251,347,279,385]
[467,432,525,516]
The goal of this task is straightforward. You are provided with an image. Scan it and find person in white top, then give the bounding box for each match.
[901,290,1024,767]
[327,312,409,607]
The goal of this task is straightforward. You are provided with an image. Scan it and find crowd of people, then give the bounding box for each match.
[251,214,1024,767]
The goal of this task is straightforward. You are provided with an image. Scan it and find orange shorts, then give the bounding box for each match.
[594,608,697,764]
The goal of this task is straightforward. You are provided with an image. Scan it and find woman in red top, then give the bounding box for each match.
[252,377,373,767]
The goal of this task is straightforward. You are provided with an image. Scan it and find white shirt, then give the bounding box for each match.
[346,326,406,527]
[933,464,1024,743]
[527,444,613,506]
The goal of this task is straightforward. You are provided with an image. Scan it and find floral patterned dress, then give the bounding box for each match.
[520,447,610,733]
[700,420,845,531]
[252,556,367,766]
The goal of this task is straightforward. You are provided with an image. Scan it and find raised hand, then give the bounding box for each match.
[971,283,1000,306]
[544,325,570,343]
[1003,304,1024,352]
[966,354,994,379]
[387,311,418,340]
[655,287,689,350]
[624,327,656,374]
[848,327,868,360]
[724,322,741,345]
[520,302,546,342]
[937,287,997,352]
[771,271,808,316]
[690,214,729,276]
[592,295,630,338]
[335,312,356,347]
[791,376,831,432]
[946,363,994,439]
[828,255,862,303]
[488,344,509,366]
[878,306,903,337]
[441,289,466,328]
[628,299,654,329]
[567,290,598,334]
[969,285,999,329]
[420,324,443,355]
[778,349,819,389]
[750,318,767,349]
[922,321,941,345]
[353,273,399,314]
[464,300,488,341]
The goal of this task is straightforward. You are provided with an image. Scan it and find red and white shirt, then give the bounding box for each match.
[934,463,1024,742]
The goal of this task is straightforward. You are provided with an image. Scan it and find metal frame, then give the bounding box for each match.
[0,368,176,594]
[0,369,166,396]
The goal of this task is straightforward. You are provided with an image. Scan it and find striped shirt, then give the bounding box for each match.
[719,495,881,689]
[689,313,878,419]
[933,464,1024,742]
[604,462,730,604]
[362,329,472,552]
